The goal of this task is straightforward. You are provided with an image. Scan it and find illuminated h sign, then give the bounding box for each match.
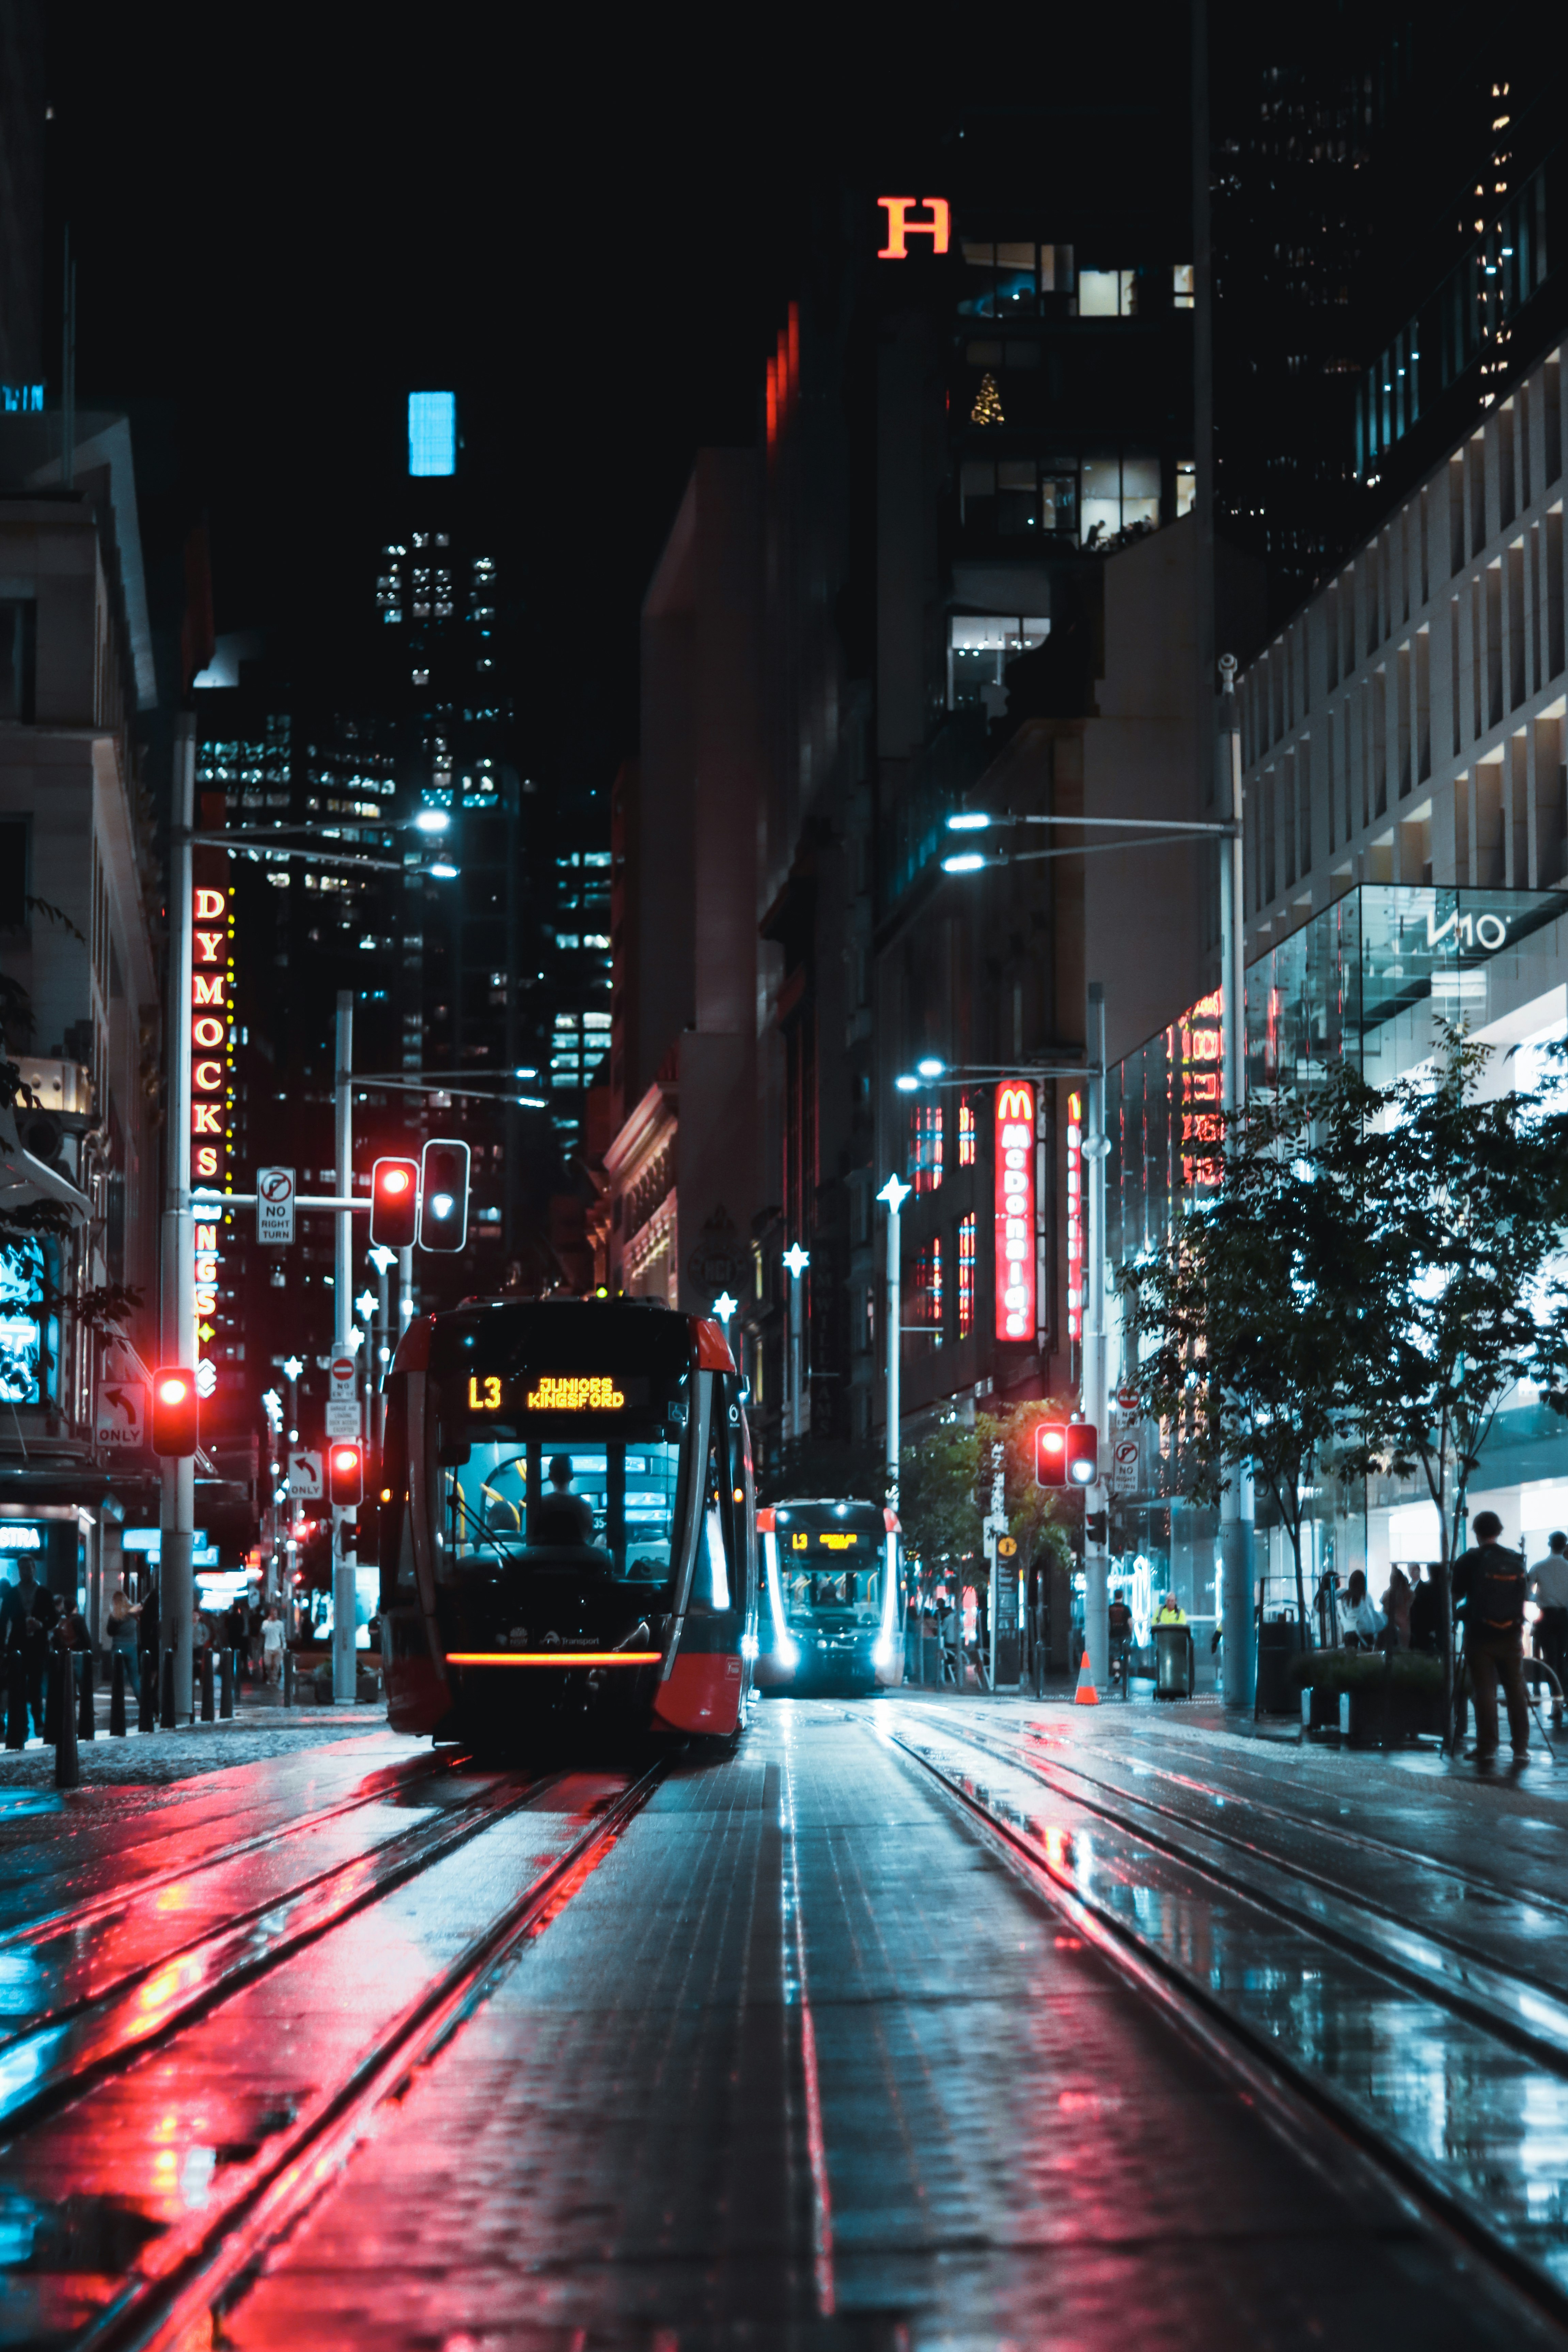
[995,1082,1035,1343]
[877,197,951,258]
[408,391,457,477]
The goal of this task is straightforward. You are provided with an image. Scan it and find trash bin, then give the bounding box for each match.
[1155,1621,1194,1698]
[1256,1613,1306,1714]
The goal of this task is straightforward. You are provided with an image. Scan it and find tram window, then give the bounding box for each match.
[784,1564,882,1621]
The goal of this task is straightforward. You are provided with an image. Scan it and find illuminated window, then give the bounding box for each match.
[1081,455,1161,548]
[948,613,1050,707]
[1079,268,1139,317]
[408,391,457,478]
[958,1213,977,1334]
[909,1237,943,1350]
[958,1096,977,1166]
[1177,459,1197,518]
[1172,263,1195,310]
[959,241,1072,318]
[909,1102,943,1194]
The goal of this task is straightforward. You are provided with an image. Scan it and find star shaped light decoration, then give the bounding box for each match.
[782,1243,811,1278]
[712,1291,738,1325]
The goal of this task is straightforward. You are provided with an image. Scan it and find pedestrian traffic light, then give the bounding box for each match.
[1035,1421,1067,1487]
[151,1367,198,1458]
[328,1441,364,1506]
[1066,1422,1098,1486]
[370,1156,419,1249]
[419,1138,470,1251]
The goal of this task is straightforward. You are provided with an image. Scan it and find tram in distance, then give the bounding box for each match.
[377,1296,757,1750]
[755,1497,904,1695]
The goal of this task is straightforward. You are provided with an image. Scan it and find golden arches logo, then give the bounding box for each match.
[997,1084,1034,1121]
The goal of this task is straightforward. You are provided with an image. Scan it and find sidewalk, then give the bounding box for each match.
[0,1681,393,1793]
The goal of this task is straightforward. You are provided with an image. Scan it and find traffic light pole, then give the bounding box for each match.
[1217,657,1257,1706]
[159,716,197,1724]
[332,992,358,1705]
[1081,982,1110,1695]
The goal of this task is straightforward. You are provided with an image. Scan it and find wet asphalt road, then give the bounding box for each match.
[4,1696,1568,2350]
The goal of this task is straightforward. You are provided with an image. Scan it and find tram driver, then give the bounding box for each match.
[533,1454,597,1548]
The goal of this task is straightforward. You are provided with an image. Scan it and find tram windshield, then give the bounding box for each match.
[773,1502,887,1626]
[445,1439,683,1583]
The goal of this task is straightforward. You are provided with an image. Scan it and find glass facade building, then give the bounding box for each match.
[1106,884,1568,1634]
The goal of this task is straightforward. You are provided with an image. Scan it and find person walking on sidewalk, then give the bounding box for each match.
[261,1604,284,1686]
[106,1589,141,1699]
[1454,1510,1531,1766]
[1526,1531,1568,1711]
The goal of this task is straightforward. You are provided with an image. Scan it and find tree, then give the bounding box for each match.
[1124,1066,1386,1643]
[1359,1023,1568,1744]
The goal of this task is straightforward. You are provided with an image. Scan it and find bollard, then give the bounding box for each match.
[283,1647,295,1708]
[78,1649,95,1742]
[199,1647,215,1722]
[109,1649,127,1737]
[159,1646,175,1729]
[5,1650,25,1749]
[138,1650,156,1732]
[219,1645,234,1719]
[54,1630,80,1790]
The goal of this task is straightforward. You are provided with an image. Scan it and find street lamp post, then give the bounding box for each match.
[782,1243,810,1446]
[332,992,358,1706]
[1217,654,1256,1708]
[1082,982,1110,1696]
[876,1176,911,1512]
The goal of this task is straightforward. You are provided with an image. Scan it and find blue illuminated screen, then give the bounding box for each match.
[408,391,457,478]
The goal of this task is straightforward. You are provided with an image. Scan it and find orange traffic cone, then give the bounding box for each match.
[1073,1649,1100,1707]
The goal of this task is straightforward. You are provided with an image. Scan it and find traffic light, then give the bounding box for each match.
[419,1138,470,1252]
[328,1440,364,1506]
[370,1156,420,1249]
[151,1367,198,1458]
[1065,1422,1098,1487]
[1035,1421,1067,1487]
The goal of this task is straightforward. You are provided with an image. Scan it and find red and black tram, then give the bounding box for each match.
[377,1296,757,1749]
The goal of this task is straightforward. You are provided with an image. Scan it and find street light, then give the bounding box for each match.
[915,1056,944,1079]
[942,851,987,874]
[895,1073,920,1092]
[782,1243,810,1444]
[876,1174,911,1512]
[947,811,991,831]
[413,808,450,834]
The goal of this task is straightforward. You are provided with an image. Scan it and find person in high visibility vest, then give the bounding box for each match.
[1155,1595,1187,1626]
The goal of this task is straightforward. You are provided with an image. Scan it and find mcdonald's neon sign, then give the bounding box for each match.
[995,1080,1035,1343]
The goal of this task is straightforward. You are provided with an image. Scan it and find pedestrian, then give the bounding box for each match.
[261,1604,284,1686]
[1408,1566,1443,1653]
[106,1588,142,1699]
[1453,1509,1531,1766]
[1155,1593,1186,1626]
[1343,1569,1387,1650]
[1384,1566,1413,1650]
[1526,1531,1568,1709]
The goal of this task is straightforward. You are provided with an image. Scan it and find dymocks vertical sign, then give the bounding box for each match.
[994,1081,1035,1344]
[190,846,234,1373]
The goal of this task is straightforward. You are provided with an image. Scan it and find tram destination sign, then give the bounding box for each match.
[464,1373,655,1415]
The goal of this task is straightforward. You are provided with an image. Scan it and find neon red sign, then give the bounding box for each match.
[995,1081,1035,1343]
[877,197,951,258]
[190,852,234,1382]
[1066,1090,1083,1342]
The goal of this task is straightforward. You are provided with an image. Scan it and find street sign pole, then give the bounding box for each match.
[332,992,357,1704]
[159,715,197,1723]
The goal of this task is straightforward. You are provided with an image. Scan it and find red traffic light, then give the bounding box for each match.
[370,1156,420,1249]
[328,1441,364,1507]
[152,1367,198,1458]
[1035,1421,1067,1488]
[1065,1423,1098,1487]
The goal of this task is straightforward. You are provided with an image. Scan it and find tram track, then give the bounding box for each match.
[886,1709,1568,2332]
[64,1757,666,2352]
[896,1703,1568,2065]
[0,1742,476,1955]
[0,1761,553,2135]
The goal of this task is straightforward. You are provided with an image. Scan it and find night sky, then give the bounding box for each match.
[43,12,995,784]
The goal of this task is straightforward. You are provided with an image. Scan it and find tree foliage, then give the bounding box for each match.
[1125,1065,1385,1634]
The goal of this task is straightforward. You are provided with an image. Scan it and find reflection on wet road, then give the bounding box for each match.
[4,1703,1567,2351]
